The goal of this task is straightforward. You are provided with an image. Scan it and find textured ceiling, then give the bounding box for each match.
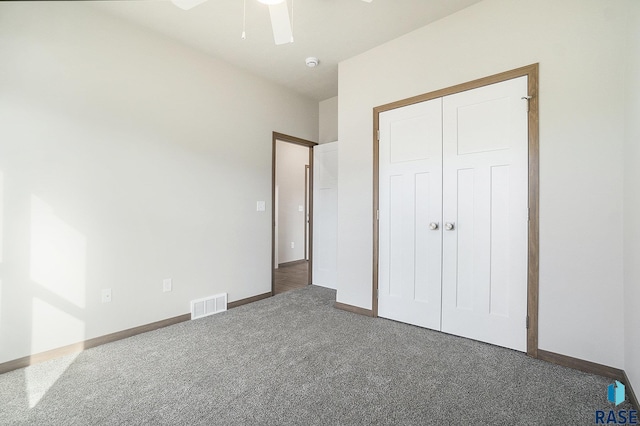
[94,0,482,101]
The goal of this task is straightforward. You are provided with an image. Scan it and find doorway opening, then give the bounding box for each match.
[272,132,317,295]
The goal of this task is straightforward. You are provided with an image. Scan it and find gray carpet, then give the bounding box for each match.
[0,286,632,425]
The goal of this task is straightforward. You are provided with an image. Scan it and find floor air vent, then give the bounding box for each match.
[190,293,227,320]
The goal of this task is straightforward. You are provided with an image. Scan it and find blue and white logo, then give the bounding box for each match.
[608,381,626,406]
[596,381,638,424]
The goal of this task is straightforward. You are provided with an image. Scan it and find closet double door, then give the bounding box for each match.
[378,76,529,352]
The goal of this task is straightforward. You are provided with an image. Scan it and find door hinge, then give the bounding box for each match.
[377,130,380,141]
[376,209,379,220]
[376,288,379,299]
[526,316,530,329]
[528,208,530,221]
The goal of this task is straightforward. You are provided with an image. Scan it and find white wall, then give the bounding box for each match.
[337,0,628,368]
[0,2,318,364]
[319,96,338,144]
[624,0,640,396]
[276,141,309,264]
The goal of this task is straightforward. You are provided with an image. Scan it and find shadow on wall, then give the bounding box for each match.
[0,170,88,409]
[27,194,87,408]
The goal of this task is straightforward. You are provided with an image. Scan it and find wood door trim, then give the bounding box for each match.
[374,64,539,114]
[372,63,540,357]
[372,111,380,317]
[526,65,540,358]
[272,132,318,294]
[304,164,310,262]
[273,132,317,148]
[307,145,314,285]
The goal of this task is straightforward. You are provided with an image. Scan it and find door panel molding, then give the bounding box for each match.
[372,64,540,357]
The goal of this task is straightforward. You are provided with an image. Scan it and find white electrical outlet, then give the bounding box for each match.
[163,278,172,292]
[290,242,295,249]
[298,205,304,212]
[101,288,112,303]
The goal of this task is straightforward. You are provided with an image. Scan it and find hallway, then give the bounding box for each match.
[274,261,309,295]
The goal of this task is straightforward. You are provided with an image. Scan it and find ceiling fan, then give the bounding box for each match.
[171,0,372,45]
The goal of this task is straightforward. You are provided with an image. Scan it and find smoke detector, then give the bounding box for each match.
[305,57,319,68]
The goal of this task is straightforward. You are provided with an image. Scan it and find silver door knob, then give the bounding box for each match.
[444,222,455,231]
[429,222,439,230]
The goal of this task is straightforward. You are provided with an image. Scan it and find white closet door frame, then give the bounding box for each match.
[372,64,540,357]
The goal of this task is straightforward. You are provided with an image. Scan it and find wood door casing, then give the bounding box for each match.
[372,64,539,357]
[271,132,317,294]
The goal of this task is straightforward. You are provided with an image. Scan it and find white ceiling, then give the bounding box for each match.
[94,0,482,101]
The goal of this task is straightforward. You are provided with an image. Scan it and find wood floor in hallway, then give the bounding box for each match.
[274,261,309,295]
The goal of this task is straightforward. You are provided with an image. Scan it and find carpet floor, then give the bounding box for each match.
[0,286,632,425]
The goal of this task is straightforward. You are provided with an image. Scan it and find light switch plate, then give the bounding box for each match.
[298,205,304,212]
[101,288,112,303]
[163,278,172,292]
[257,201,266,212]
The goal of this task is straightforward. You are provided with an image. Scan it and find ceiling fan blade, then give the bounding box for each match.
[268,1,293,45]
[171,0,208,11]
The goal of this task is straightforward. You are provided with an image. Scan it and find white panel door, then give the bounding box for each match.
[378,99,443,330]
[441,76,529,351]
[313,142,338,289]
